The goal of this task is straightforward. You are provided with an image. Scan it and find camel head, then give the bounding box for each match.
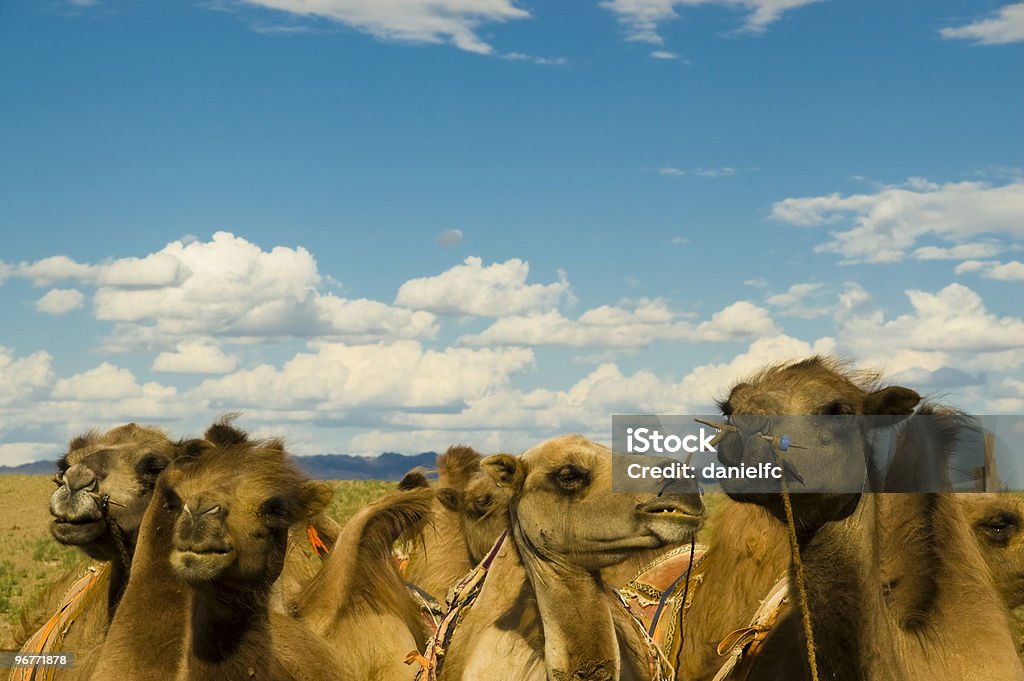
[961,493,1024,609]
[459,470,512,563]
[50,423,182,560]
[483,434,705,572]
[164,424,332,590]
[714,356,920,531]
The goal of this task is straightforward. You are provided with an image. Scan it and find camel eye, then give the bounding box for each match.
[552,465,589,492]
[979,513,1019,544]
[821,401,854,416]
[162,489,182,513]
[476,494,494,510]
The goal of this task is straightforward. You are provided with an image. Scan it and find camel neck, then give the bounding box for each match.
[185,583,272,678]
[512,522,619,681]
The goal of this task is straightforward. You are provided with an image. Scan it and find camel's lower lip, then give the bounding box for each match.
[51,517,106,544]
[170,548,235,582]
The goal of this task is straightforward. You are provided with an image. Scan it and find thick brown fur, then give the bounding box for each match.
[717,355,1023,681]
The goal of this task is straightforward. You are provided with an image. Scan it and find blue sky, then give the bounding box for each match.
[0,0,1022,465]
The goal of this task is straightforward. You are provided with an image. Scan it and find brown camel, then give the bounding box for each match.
[49,424,182,619]
[710,356,1023,681]
[292,486,434,681]
[430,433,705,681]
[961,493,1024,611]
[89,419,344,679]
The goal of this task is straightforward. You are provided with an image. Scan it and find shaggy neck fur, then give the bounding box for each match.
[90,491,188,679]
[183,582,273,680]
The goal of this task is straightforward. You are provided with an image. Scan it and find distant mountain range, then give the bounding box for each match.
[0,451,439,481]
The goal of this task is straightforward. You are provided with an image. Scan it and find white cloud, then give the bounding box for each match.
[836,284,1024,375]
[35,289,85,315]
[913,243,1003,260]
[765,282,829,319]
[771,179,1024,264]
[11,232,438,350]
[17,255,95,286]
[194,341,535,411]
[0,443,63,467]
[601,0,822,44]
[0,262,9,285]
[393,333,836,436]
[0,348,54,407]
[395,256,571,316]
[658,166,734,178]
[51,362,148,401]
[955,259,1024,281]
[435,228,464,246]
[152,339,240,374]
[651,50,679,59]
[941,3,1024,45]
[460,298,779,348]
[236,0,531,54]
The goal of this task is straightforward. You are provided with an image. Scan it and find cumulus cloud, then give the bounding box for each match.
[35,289,85,315]
[955,259,1024,281]
[460,298,779,348]
[831,284,1024,387]
[394,333,836,437]
[235,0,531,54]
[435,228,464,246]
[941,3,1024,45]
[51,362,149,401]
[771,178,1024,264]
[17,255,95,286]
[765,282,830,319]
[601,0,822,44]
[395,256,572,317]
[8,232,437,351]
[0,348,54,407]
[152,339,240,374]
[193,341,535,411]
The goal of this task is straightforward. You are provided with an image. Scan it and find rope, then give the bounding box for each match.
[779,476,820,681]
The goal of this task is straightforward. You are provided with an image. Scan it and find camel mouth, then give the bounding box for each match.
[637,499,705,522]
[170,547,236,583]
[50,516,106,544]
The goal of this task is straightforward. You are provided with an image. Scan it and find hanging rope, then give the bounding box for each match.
[779,475,820,681]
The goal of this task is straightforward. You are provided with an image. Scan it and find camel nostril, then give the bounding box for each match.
[64,465,98,494]
[201,505,221,517]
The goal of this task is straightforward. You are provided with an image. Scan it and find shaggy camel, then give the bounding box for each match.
[663,495,1024,680]
[401,446,484,600]
[292,486,434,680]
[428,433,705,681]
[710,356,1024,681]
[49,424,182,619]
[93,431,344,681]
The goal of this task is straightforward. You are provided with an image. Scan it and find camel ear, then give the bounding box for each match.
[482,454,524,492]
[864,386,920,417]
[436,487,462,512]
[299,481,333,519]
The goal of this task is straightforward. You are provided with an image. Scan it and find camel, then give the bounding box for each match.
[92,429,344,681]
[708,356,1024,681]
[428,433,705,681]
[48,424,182,619]
[660,494,1024,680]
[291,484,434,681]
